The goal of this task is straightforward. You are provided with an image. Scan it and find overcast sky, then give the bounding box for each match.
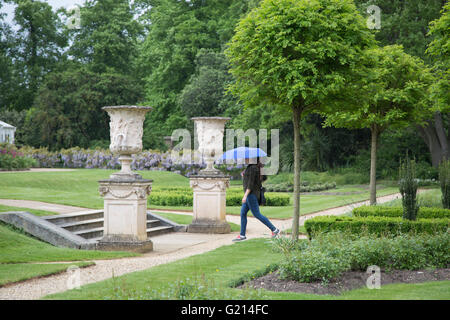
[1,0,86,25]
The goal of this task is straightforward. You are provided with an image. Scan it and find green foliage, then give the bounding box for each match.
[439,160,450,209]
[276,231,450,283]
[9,0,68,110]
[179,49,233,119]
[68,0,143,75]
[139,0,257,149]
[426,2,450,113]
[0,143,36,170]
[304,216,449,239]
[399,157,419,220]
[27,68,142,149]
[149,188,290,207]
[226,0,375,113]
[354,0,444,62]
[353,206,450,219]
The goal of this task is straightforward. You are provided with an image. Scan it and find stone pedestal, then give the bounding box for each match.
[187,175,230,234]
[98,178,153,253]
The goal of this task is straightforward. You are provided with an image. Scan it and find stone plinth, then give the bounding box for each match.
[98,178,153,253]
[187,175,230,234]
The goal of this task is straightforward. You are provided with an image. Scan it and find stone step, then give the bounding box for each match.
[43,210,103,226]
[146,219,161,228]
[59,218,104,232]
[147,225,174,237]
[73,227,104,239]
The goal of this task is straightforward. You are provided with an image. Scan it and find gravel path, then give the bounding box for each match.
[0,191,422,300]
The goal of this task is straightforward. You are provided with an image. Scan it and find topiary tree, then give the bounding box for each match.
[399,156,419,221]
[226,0,376,239]
[323,45,433,206]
[438,160,450,209]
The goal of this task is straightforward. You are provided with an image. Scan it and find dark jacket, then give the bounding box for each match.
[243,164,262,201]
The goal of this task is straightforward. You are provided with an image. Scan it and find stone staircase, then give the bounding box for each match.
[42,210,176,241]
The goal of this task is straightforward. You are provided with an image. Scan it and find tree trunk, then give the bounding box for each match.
[417,112,449,167]
[369,124,379,205]
[291,105,302,240]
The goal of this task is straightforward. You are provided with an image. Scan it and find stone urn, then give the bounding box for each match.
[192,117,230,175]
[103,106,152,180]
[98,106,153,253]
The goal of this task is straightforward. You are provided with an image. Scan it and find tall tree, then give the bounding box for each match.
[26,67,143,150]
[68,0,142,75]
[323,45,433,205]
[355,0,448,168]
[423,2,450,166]
[0,2,15,110]
[137,0,259,149]
[11,0,68,110]
[226,0,375,239]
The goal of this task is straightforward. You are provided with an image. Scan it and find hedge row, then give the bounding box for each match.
[304,216,449,238]
[149,191,290,207]
[265,182,336,193]
[353,206,450,219]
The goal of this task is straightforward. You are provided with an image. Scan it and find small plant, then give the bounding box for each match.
[399,156,419,221]
[438,160,450,209]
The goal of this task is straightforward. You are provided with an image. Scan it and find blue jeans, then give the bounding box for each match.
[240,192,276,237]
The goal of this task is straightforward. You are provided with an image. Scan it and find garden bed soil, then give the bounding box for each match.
[238,268,450,295]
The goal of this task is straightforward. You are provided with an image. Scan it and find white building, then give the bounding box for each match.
[0,120,16,144]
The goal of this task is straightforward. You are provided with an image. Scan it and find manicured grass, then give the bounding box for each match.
[0,223,138,263]
[0,262,94,287]
[225,186,399,219]
[0,204,56,216]
[155,212,241,232]
[44,238,283,300]
[0,169,399,219]
[0,169,189,209]
[43,238,450,300]
[382,188,442,208]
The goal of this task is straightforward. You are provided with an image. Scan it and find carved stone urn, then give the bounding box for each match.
[98,106,153,253]
[103,106,152,180]
[188,117,231,234]
[192,117,230,175]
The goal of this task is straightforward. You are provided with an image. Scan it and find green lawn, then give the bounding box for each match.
[43,238,450,300]
[0,262,94,287]
[0,223,138,263]
[0,204,56,216]
[0,169,400,219]
[0,222,138,286]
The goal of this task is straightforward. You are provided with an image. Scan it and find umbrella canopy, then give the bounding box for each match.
[220,147,267,161]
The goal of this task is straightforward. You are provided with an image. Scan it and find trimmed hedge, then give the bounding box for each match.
[353,206,450,219]
[149,191,290,207]
[304,216,449,238]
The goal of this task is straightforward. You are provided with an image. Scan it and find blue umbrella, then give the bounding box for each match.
[220,147,267,161]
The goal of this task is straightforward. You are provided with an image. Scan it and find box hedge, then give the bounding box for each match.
[149,191,290,207]
[353,206,450,219]
[304,215,449,239]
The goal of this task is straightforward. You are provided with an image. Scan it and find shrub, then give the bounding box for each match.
[0,144,37,170]
[148,189,290,207]
[399,157,419,220]
[275,232,450,283]
[304,216,449,239]
[353,206,450,219]
[439,160,450,209]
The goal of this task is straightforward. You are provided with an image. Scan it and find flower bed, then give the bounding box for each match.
[273,232,449,283]
[0,144,37,171]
